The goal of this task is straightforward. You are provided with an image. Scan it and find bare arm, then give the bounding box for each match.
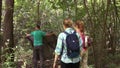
[26,33,31,37]
[53,54,59,68]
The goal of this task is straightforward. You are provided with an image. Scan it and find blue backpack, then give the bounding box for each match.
[64,31,80,58]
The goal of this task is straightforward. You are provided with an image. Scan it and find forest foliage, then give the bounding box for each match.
[0,0,120,68]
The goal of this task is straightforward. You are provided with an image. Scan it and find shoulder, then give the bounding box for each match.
[75,32,80,38]
[58,32,65,36]
[58,32,66,39]
[31,31,35,34]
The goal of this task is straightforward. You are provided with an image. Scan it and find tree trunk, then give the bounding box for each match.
[0,0,2,29]
[3,0,14,62]
[0,0,2,66]
[74,0,78,20]
[37,0,41,25]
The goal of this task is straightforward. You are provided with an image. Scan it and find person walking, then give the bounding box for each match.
[74,20,91,68]
[53,19,83,68]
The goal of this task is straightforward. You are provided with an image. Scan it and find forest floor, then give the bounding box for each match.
[16,58,60,68]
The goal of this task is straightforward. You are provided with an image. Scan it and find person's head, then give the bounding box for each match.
[35,24,40,30]
[74,20,84,32]
[63,18,73,29]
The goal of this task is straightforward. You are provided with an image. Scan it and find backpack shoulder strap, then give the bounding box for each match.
[64,31,76,35]
[73,31,76,33]
[64,31,69,35]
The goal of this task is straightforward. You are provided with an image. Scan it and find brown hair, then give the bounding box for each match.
[74,20,84,32]
[36,24,40,29]
[63,18,73,28]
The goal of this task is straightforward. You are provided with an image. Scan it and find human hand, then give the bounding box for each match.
[25,33,30,37]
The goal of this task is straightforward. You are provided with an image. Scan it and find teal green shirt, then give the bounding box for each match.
[30,30,46,46]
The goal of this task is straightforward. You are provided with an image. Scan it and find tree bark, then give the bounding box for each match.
[0,0,2,66]
[74,0,78,20]
[0,0,2,29]
[3,0,14,62]
[37,0,41,25]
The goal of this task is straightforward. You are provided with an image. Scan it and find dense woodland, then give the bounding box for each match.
[0,0,120,68]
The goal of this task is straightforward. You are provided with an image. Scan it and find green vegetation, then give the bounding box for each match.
[0,0,120,68]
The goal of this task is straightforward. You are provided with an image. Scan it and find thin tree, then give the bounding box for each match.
[74,0,78,20]
[0,0,2,66]
[37,0,40,25]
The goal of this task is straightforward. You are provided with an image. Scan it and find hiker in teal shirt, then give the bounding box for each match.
[30,29,46,46]
[26,24,54,68]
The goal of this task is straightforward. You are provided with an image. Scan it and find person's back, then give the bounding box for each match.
[31,30,46,46]
[63,30,80,59]
[26,24,46,68]
[53,19,83,68]
[59,28,81,63]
